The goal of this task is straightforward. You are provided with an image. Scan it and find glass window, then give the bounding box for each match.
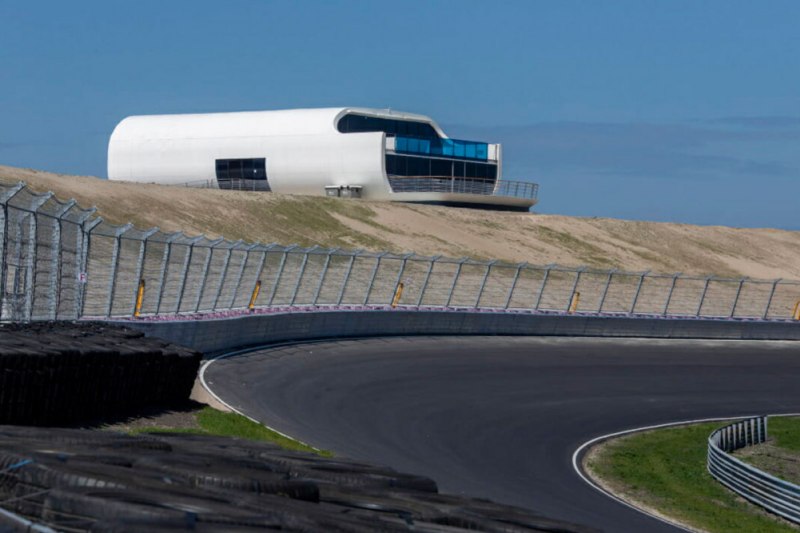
[430,159,452,177]
[337,114,438,139]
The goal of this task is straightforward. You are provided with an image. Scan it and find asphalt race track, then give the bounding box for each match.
[204,336,800,532]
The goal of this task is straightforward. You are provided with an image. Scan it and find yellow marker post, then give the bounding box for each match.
[391,282,404,308]
[568,291,580,314]
[249,280,262,311]
[134,279,145,318]
[793,300,800,321]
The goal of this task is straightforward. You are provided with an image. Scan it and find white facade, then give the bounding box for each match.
[108,107,537,210]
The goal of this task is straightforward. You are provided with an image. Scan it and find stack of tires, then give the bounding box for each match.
[0,322,201,425]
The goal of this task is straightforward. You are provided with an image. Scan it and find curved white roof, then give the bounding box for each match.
[110,107,447,142]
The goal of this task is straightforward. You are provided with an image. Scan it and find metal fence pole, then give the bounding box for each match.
[174,235,204,313]
[566,267,585,312]
[597,269,617,313]
[503,262,526,309]
[78,217,102,318]
[391,253,413,307]
[534,264,556,310]
[629,271,649,314]
[445,258,468,308]
[128,228,158,317]
[154,232,181,315]
[313,248,338,305]
[104,224,134,317]
[364,252,389,305]
[0,184,26,320]
[729,277,748,318]
[337,250,361,305]
[662,272,682,316]
[24,193,53,320]
[212,240,241,310]
[416,256,440,307]
[49,200,76,320]
[231,243,260,308]
[246,244,275,309]
[696,275,714,317]
[194,238,224,313]
[268,244,297,306]
[290,246,318,306]
[762,278,781,319]
[475,260,497,308]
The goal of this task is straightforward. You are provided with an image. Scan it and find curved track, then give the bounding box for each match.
[203,336,800,532]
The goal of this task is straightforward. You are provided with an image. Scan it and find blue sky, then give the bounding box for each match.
[1,1,798,228]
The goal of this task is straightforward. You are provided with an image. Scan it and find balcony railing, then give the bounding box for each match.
[388,176,538,200]
[393,136,490,161]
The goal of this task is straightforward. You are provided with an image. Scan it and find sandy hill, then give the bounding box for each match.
[2,164,799,280]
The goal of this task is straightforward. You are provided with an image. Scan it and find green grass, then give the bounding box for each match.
[586,422,796,533]
[766,416,800,453]
[134,407,332,457]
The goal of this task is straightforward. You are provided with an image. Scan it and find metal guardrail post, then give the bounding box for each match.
[597,269,617,313]
[445,258,468,308]
[231,243,260,308]
[268,244,297,306]
[729,277,748,318]
[174,235,203,314]
[566,267,585,312]
[312,248,338,305]
[504,262,526,309]
[475,260,497,308]
[696,275,714,317]
[212,240,241,311]
[364,252,389,305]
[193,238,224,313]
[416,256,440,307]
[662,272,682,316]
[128,227,158,316]
[154,232,181,315]
[290,246,318,306]
[629,270,649,314]
[49,200,76,320]
[534,264,556,310]
[104,223,134,317]
[762,278,781,319]
[0,184,26,320]
[336,250,361,305]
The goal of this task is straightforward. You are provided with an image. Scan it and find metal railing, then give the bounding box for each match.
[1,181,800,322]
[708,416,800,524]
[388,176,539,200]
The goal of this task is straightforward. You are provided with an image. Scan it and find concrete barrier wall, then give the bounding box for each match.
[112,310,800,355]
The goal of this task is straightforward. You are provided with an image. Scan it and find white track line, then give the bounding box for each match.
[571,413,800,532]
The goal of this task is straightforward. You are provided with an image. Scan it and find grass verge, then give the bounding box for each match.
[585,421,797,533]
[132,406,332,457]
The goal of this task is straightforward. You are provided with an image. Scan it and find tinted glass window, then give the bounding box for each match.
[215,158,270,191]
[337,114,438,139]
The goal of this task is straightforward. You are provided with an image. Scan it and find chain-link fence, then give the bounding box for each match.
[2,181,800,322]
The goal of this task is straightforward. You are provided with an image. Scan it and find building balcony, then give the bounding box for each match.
[387,176,538,201]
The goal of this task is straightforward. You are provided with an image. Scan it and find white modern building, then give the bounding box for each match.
[108,107,538,210]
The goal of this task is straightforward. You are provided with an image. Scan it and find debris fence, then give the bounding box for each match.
[2,182,800,322]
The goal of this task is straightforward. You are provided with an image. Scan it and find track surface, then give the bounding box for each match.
[204,336,800,532]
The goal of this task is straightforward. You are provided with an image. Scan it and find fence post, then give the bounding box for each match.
[68,207,96,320]
[104,223,134,317]
[337,250,361,305]
[212,240,241,310]
[534,264,556,310]
[0,184,26,320]
[312,248,338,305]
[696,275,714,317]
[729,277,748,318]
[662,272,682,316]
[24,192,53,320]
[124,227,158,317]
[597,269,617,313]
[762,279,781,319]
[78,216,102,318]
[416,256,440,307]
[268,244,297,306]
[230,243,260,309]
[629,270,649,314]
[391,253,413,307]
[445,258,468,308]
[566,267,585,312]
[154,232,182,315]
[173,235,203,314]
[194,237,224,313]
[49,200,76,320]
[290,246,318,306]
[246,244,274,310]
[504,262,526,309]
[475,260,497,308]
[364,252,389,305]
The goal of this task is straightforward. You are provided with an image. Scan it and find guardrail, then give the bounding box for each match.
[1,181,800,322]
[387,176,539,200]
[708,416,800,524]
